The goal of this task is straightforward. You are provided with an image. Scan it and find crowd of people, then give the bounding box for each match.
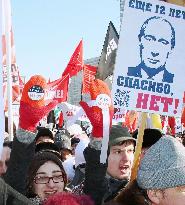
[1,76,185,205]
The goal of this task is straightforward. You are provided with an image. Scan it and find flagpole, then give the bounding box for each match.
[4,0,13,140]
[130,112,147,181]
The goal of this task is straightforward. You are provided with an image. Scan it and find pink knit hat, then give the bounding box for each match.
[43,192,94,205]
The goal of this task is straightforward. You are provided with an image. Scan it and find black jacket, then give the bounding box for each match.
[3,136,35,195]
[83,146,128,205]
[127,63,174,83]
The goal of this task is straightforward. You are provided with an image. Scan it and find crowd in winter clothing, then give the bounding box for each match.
[1,76,185,205]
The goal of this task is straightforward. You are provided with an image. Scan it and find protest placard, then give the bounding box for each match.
[112,0,185,116]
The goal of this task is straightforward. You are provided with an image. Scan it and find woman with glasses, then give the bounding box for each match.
[26,151,67,204]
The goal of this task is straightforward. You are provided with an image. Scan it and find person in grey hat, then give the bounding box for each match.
[55,129,72,161]
[79,125,136,205]
[107,125,136,181]
[115,135,185,205]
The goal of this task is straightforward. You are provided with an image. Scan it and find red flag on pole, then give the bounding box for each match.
[62,40,83,78]
[82,64,97,94]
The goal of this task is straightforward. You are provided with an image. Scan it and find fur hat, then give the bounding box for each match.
[137,135,185,189]
[132,128,162,148]
[26,151,67,198]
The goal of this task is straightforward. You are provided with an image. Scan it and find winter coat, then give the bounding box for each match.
[82,146,128,205]
[3,130,35,195]
[68,164,85,190]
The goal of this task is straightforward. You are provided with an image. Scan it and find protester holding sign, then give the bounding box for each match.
[78,79,136,205]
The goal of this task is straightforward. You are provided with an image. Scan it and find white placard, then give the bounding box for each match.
[112,0,185,117]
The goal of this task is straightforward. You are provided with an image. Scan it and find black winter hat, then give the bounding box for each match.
[35,127,54,142]
[132,128,162,148]
[35,142,61,158]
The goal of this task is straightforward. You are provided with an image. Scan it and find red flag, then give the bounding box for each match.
[58,111,64,128]
[62,40,83,78]
[46,75,69,104]
[82,64,97,94]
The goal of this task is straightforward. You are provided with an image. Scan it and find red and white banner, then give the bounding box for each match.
[82,64,97,94]
[57,102,89,126]
[46,75,69,104]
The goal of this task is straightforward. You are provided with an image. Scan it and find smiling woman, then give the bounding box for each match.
[26,151,67,204]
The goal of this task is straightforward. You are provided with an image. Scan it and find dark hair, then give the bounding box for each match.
[26,151,67,198]
[115,180,150,205]
[138,16,175,50]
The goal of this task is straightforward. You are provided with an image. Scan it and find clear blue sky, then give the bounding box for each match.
[11,0,120,81]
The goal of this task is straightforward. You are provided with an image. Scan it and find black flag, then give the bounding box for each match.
[96,21,119,80]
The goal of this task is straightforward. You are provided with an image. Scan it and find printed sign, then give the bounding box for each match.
[112,0,185,116]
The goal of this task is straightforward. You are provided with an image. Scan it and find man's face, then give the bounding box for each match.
[140,20,172,69]
[107,141,134,180]
[148,186,185,205]
[0,146,11,176]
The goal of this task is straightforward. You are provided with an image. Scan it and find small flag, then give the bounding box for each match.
[82,64,97,94]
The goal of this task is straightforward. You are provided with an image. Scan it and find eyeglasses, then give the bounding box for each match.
[34,175,64,184]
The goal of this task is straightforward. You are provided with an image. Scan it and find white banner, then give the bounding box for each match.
[57,102,89,127]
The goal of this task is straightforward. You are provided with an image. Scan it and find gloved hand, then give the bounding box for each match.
[80,79,114,138]
[19,75,57,132]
